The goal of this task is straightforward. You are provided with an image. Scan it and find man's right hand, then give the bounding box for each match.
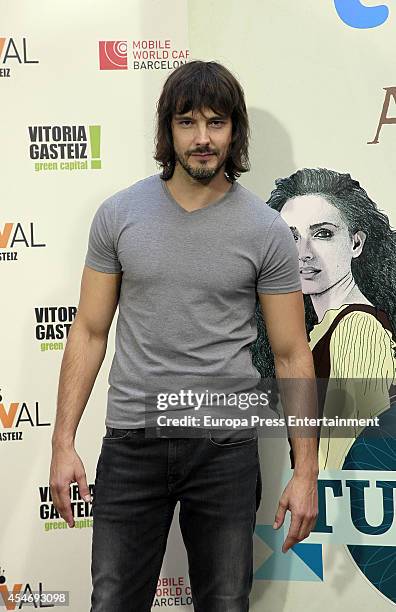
[49,446,92,528]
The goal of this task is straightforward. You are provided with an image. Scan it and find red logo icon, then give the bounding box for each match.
[99,41,128,70]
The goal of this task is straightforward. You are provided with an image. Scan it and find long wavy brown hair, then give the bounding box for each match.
[154,60,251,182]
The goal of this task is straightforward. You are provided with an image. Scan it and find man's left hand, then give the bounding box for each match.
[273,473,318,553]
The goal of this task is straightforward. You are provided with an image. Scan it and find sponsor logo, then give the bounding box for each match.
[368,86,396,144]
[35,306,77,351]
[255,524,323,581]
[154,577,192,607]
[255,405,396,603]
[0,37,38,78]
[28,125,102,172]
[342,404,396,604]
[0,222,45,262]
[39,484,93,532]
[98,39,189,71]
[99,40,128,69]
[0,566,67,610]
[334,0,389,29]
[0,389,50,442]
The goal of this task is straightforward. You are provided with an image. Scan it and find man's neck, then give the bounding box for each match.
[165,165,233,212]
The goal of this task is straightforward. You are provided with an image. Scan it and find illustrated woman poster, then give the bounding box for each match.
[251,167,396,469]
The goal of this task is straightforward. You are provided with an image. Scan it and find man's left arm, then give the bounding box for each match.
[258,290,319,553]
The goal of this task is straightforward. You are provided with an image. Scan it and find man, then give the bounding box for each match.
[49,60,319,612]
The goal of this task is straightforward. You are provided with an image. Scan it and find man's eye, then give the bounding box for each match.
[178,120,224,126]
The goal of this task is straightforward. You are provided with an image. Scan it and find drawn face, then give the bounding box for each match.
[280,194,365,295]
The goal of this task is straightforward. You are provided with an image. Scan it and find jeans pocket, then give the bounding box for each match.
[209,427,258,447]
[102,427,131,441]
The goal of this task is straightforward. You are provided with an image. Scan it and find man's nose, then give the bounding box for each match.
[194,125,211,146]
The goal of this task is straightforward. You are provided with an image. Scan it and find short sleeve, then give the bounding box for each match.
[85,198,122,273]
[257,214,302,294]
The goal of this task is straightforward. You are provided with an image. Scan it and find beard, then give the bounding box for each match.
[175,149,226,181]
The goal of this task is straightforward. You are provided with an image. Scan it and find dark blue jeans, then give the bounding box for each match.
[90,426,262,612]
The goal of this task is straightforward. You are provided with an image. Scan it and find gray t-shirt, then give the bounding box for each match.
[85,173,301,428]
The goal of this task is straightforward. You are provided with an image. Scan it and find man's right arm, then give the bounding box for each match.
[49,265,122,527]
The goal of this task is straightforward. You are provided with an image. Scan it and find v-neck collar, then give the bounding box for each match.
[159,174,237,215]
